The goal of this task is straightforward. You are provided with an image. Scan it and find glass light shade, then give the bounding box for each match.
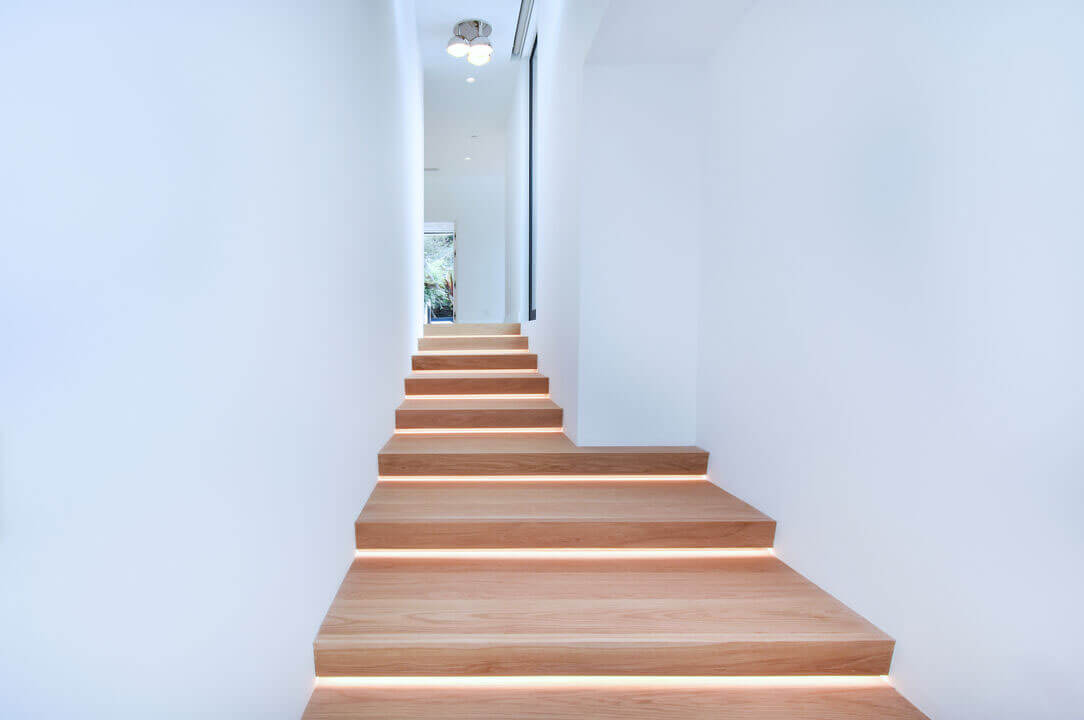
[467,53,492,66]
[446,36,470,57]
[468,37,494,61]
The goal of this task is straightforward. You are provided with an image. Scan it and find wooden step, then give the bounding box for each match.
[405,372,549,396]
[304,682,928,719]
[395,399,563,430]
[313,555,895,676]
[419,336,529,351]
[378,433,709,476]
[424,323,521,336]
[356,480,775,548]
[413,354,538,371]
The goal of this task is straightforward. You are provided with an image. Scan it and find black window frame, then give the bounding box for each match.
[527,36,538,321]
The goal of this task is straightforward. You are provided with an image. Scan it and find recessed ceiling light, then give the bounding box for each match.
[464,156,472,161]
[466,77,476,84]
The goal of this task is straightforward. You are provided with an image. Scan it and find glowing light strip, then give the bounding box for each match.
[411,369,540,374]
[419,344,529,350]
[379,474,709,482]
[316,675,892,689]
[394,427,564,434]
[354,548,775,559]
[405,394,551,400]
[415,349,531,356]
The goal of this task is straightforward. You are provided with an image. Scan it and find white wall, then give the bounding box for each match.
[512,0,610,442]
[504,61,529,324]
[425,172,507,322]
[578,64,704,444]
[698,2,1084,718]
[510,1,1083,716]
[506,1,706,445]
[0,1,422,717]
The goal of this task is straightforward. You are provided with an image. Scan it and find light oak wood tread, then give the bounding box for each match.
[378,433,709,476]
[395,398,563,430]
[303,683,928,719]
[356,480,775,548]
[419,336,528,351]
[413,353,538,371]
[405,372,549,396]
[313,556,894,676]
[424,323,521,336]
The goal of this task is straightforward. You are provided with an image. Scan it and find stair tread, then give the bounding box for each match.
[379,433,709,476]
[381,432,705,456]
[304,684,928,719]
[355,480,775,548]
[413,353,538,371]
[419,336,529,351]
[398,398,561,411]
[424,323,521,336]
[360,479,769,523]
[395,399,562,429]
[313,556,894,675]
[404,372,550,396]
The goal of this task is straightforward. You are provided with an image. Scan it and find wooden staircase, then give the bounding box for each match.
[304,323,927,718]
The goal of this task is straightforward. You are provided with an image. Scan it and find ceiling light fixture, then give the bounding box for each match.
[468,37,493,66]
[465,77,476,84]
[446,36,470,58]
[446,19,493,66]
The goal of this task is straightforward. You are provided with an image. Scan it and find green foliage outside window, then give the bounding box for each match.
[424,233,455,318]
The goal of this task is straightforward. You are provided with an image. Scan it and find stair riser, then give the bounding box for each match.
[419,337,529,351]
[424,323,521,336]
[378,453,710,476]
[413,355,538,371]
[405,376,550,396]
[314,639,894,676]
[395,409,563,430]
[304,686,928,720]
[355,521,776,549]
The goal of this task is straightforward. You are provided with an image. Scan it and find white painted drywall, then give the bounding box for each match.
[514,0,611,442]
[507,2,706,445]
[425,172,507,322]
[577,64,705,445]
[512,2,1083,715]
[0,1,422,717]
[698,2,1084,718]
[504,58,530,324]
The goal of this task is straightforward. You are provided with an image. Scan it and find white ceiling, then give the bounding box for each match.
[415,0,523,176]
[586,0,756,64]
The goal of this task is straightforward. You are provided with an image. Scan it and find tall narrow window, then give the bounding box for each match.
[423,225,455,323]
[527,36,538,321]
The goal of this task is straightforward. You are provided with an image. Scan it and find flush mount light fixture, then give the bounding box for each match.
[465,76,476,84]
[446,19,493,66]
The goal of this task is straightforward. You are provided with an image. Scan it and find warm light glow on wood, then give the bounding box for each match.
[394,427,565,434]
[415,349,531,355]
[354,548,776,559]
[378,474,710,482]
[315,675,893,689]
[411,369,540,374]
[405,394,551,400]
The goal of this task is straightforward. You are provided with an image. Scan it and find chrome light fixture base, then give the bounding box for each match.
[453,19,492,43]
